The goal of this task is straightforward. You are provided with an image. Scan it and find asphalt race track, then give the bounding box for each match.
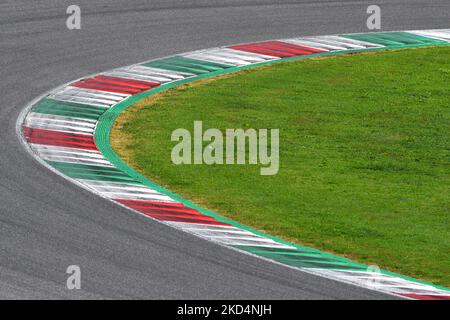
[1,0,449,299]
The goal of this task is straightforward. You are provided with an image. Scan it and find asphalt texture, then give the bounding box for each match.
[0,0,448,299]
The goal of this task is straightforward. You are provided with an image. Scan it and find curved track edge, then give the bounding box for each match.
[18,29,450,300]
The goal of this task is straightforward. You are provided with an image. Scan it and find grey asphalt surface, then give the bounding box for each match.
[0,0,448,299]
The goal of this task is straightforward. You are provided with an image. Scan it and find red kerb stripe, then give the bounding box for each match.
[23,127,97,151]
[94,75,160,89]
[229,40,326,58]
[71,75,160,95]
[115,199,231,226]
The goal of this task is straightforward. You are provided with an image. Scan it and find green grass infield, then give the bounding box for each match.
[111,47,450,286]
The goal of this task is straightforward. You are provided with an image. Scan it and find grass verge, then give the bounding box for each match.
[111,47,450,286]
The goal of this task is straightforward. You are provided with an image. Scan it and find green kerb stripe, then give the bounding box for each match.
[342,32,447,47]
[235,245,366,270]
[142,56,233,75]
[47,161,141,183]
[33,99,106,121]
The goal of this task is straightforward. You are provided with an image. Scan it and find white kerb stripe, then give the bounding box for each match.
[310,269,450,295]
[182,47,276,66]
[50,87,128,107]
[78,180,176,201]
[409,29,450,42]
[25,113,96,134]
[294,35,382,50]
